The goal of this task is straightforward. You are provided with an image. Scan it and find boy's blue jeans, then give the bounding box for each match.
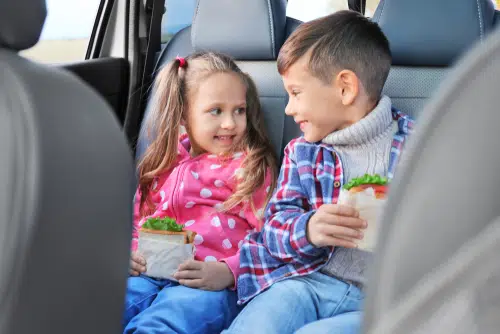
[123,275,241,334]
[223,272,364,334]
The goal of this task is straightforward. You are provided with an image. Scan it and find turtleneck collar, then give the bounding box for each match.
[322,96,393,147]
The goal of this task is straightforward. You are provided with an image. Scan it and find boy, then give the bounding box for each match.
[223,10,414,334]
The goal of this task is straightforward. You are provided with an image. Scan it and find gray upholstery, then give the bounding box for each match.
[377,0,497,119]
[155,14,302,67]
[141,0,500,163]
[374,0,495,66]
[363,25,500,334]
[157,26,193,63]
[0,2,134,333]
[237,61,301,160]
[383,67,449,118]
[285,17,303,38]
[192,0,287,60]
[136,1,302,163]
[495,10,500,26]
[0,0,47,51]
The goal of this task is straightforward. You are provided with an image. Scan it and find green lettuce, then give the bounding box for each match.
[142,217,183,232]
[343,174,388,190]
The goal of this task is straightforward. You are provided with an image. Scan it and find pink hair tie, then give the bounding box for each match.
[176,56,186,68]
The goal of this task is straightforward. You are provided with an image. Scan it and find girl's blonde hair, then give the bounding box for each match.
[138,52,277,216]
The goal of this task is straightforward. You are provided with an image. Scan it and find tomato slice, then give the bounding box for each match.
[349,184,387,198]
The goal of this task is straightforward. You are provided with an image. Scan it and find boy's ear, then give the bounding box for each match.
[335,70,359,106]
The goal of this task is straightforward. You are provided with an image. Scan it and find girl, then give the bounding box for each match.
[123,52,278,334]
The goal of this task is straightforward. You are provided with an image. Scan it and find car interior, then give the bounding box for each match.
[0,0,134,333]
[1,0,500,333]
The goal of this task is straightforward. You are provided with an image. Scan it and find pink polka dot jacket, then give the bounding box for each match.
[132,134,272,288]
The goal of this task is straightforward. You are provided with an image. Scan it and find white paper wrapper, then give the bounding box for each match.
[337,187,386,252]
[137,230,195,280]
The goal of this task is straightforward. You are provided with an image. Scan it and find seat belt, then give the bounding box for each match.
[348,0,366,15]
[126,0,164,153]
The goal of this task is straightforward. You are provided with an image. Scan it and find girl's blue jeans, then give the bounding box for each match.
[123,275,241,334]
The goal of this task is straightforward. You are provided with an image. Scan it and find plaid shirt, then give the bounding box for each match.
[237,109,414,304]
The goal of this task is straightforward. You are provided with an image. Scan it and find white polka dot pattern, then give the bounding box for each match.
[131,136,272,279]
[222,239,232,249]
[194,234,204,245]
[200,188,212,198]
[211,216,221,227]
[184,220,195,227]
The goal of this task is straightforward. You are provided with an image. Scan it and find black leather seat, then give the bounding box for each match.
[0,0,134,333]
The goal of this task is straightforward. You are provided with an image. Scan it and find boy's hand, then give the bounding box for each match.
[174,260,234,291]
[307,204,366,248]
[129,251,147,276]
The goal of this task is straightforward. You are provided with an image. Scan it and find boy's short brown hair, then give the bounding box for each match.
[278,10,391,101]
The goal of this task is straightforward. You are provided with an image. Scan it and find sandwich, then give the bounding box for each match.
[140,217,195,244]
[337,174,389,251]
[342,174,388,199]
[138,216,196,279]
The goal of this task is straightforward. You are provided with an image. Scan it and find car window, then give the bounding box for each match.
[365,0,381,17]
[287,0,381,20]
[161,0,196,44]
[21,0,101,63]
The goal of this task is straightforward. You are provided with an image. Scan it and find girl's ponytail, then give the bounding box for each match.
[137,58,186,215]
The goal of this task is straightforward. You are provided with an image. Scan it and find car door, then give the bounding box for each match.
[21,0,133,136]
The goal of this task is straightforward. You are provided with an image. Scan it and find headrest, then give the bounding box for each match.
[0,0,47,51]
[191,0,287,60]
[373,0,496,66]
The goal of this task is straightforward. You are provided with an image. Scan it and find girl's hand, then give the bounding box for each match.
[174,260,235,291]
[129,251,147,276]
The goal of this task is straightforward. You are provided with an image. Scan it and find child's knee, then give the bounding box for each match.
[236,278,315,319]
[124,276,160,308]
[265,276,313,303]
[144,288,240,333]
[180,287,239,314]
[295,311,363,334]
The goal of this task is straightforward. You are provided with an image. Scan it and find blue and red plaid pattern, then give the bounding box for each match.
[237,109,414,304]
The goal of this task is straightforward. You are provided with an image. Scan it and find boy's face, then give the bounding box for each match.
[282,55,353,143]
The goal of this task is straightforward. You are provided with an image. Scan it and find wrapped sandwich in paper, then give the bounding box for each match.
[138,217,196,280]
[337,174,388,252]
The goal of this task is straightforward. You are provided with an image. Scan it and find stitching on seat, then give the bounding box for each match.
[378,0,387,22]
[266,0,276,58]
[476,0,484,40]
[192,0,201,48]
